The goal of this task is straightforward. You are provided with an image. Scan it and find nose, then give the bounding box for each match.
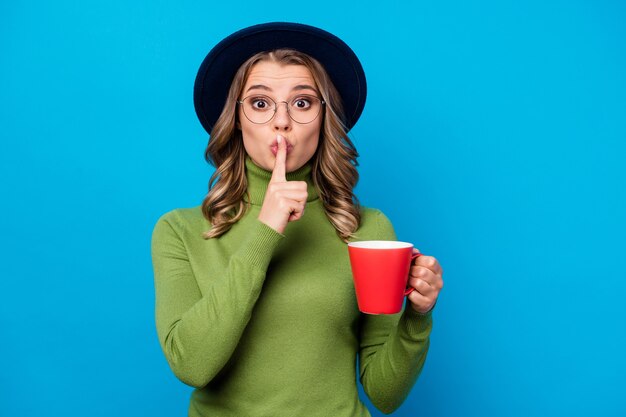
[272,101,292,132]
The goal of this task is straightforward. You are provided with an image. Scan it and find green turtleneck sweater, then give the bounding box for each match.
[151,158,433,417]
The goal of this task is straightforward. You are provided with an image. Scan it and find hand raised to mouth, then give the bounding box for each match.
[258,134,308,234]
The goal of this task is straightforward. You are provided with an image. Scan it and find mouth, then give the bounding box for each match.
[270,138,294,156]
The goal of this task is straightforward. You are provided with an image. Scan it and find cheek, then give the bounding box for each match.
[297,126,320,156]
[240,127,259,156]
[306,136,320,154]
[240,119,260,145]
[304,120,322,147]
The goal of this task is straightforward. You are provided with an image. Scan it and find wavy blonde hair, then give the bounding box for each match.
[201,48,361,242]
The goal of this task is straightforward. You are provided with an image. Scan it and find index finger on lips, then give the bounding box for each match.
[271,134,287,183]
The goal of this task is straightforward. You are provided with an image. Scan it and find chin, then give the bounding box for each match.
[285,160,299,173]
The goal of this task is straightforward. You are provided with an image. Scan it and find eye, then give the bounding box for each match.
[292,97,312,109]
[250,96,271,110]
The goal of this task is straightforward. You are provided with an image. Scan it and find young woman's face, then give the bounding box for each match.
[238,61,323,172]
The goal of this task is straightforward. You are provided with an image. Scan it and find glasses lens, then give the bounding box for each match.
[241,95,275,124]
[288,95,322,124]
[240,95,323,124]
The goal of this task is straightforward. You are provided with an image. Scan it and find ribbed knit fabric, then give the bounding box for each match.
[151,157,433,417]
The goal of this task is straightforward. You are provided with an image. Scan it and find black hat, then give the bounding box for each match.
[193,22,367,135]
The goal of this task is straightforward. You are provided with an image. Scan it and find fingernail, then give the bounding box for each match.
[277,134,282,144]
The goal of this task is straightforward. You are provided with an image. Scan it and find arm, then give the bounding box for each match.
[151,213,283,388]
[358,211,433,414]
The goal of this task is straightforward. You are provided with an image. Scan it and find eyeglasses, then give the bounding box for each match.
[237,94,325,124]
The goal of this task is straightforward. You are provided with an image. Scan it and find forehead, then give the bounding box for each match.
[244,61,315,88]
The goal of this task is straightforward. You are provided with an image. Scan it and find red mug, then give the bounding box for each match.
[347,240,421,314]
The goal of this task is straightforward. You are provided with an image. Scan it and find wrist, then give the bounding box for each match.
[257,213,285,234]
[410,299,437,316]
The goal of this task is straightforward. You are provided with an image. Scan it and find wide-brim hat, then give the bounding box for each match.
[193,22,367,135]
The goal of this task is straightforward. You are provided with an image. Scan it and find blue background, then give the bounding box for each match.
[1,0,624,416]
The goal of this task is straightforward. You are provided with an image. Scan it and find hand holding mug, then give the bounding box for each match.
[407,249,444,314]
[348,241,420,314]
[258,134,308,234]
[348,241,444,315]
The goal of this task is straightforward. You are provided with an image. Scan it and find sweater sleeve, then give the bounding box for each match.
[358,210,433,414]
[151,212,283,388]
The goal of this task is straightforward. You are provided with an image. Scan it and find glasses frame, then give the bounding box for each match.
[237,94,326,125]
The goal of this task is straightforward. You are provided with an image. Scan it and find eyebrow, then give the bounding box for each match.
[245,84,318,94]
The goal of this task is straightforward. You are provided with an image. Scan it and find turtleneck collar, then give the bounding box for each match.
[244,156,319,206]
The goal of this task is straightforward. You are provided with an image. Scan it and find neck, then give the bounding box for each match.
[244,156,319,205]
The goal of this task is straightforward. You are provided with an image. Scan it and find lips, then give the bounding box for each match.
[270,137,294,156]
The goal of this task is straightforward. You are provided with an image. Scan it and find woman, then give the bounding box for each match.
[151,22,444,417]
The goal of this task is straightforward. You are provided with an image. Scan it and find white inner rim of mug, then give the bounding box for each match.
[348,240,413,249]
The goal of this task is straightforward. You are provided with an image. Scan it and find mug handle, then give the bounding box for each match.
[404,252,422,296]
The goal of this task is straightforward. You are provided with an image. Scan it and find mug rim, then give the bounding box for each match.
[348,240,413,249]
